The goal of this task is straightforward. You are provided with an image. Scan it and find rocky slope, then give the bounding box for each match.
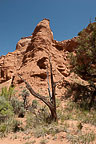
[0,18,77,96]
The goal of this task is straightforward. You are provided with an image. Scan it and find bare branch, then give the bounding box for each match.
[18,57,57,121]
[18,74,54,110]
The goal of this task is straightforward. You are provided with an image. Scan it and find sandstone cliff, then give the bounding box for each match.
[0,19,77,96]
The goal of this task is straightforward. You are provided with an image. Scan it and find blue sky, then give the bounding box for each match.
[0,0,96,56]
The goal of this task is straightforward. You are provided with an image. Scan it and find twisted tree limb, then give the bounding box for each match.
[18,74,57,120]
[18,74,53,109]
[18,57,57,121]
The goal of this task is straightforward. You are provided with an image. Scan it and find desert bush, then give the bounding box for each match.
[65,83,96,110]
[0,96,14,118]
[0,86,15,100]
[0,122,8,137]
[0,118,23,137]
[27,105,49,128]
[66,131,95,144]
[12,119,23,132]
[63,101,96,126]
[11,97,25,117]
[32,99,38,109]
[26,104,68,138]
[19,88,30,109]
[18,107,25,118]
[40,139,48,144]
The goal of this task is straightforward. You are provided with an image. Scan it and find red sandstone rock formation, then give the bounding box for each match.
[0,19,78,96]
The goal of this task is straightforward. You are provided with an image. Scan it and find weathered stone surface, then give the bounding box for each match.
[0,19,78,97]
[53,37,77,52]
[16,36,32,50]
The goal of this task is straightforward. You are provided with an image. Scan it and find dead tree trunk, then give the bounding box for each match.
[49,57,57,120]
[18,58,57,121]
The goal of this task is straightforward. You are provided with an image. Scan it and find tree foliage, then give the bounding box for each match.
[0,87,14,120]
[69,22,96,109]
[0,86,15,101]
[71,22,96,80]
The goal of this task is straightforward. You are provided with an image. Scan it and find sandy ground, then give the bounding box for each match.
[0,118,96,144]
[0,131,70,144]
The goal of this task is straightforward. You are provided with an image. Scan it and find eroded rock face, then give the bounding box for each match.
[53,37,77,52]
[16,36,32,50]
[0,18,78,96]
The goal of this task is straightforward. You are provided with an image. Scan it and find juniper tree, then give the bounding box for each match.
[69,22,96,109]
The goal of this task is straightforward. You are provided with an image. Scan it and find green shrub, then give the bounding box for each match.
[26,104,68,138]
[67,131,95,144]
[0,118,23,137]
[40,139,48,144]
[26,105,49,128]
[0,122,8,137]
[12,119,22,132]
[11,97,25,117]
[0,86,15,100]
[0,118,12,137]
[18,107,25,118]
[0,96,14,118]
[32,99,38,109]
[19,88,30,109]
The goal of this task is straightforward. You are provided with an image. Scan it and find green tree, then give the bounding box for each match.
[72,23,96,79]
[70,22,96,109]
